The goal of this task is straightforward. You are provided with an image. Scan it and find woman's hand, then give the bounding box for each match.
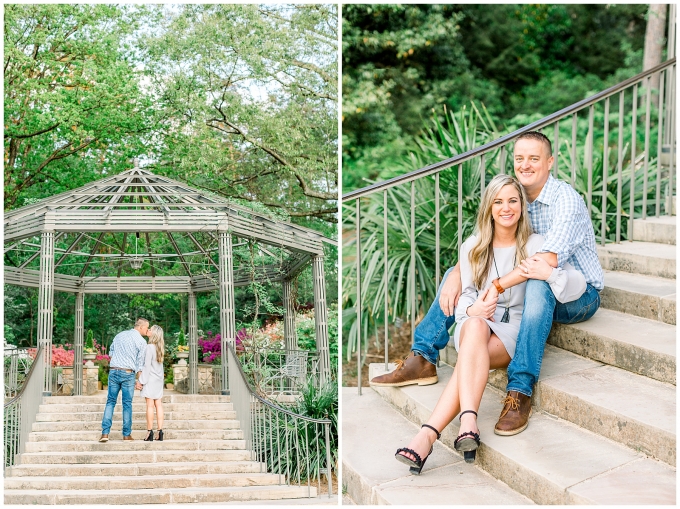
[439,265,462,316]
[519,256,553,280]
[466,287,498,321]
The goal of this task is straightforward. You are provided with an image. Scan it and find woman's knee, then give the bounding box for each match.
[459,317,490,346]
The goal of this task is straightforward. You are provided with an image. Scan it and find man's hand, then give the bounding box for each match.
[135,382,143,391]
[466,287,498,321]
[439,265,462,317]
[519,256,553,281]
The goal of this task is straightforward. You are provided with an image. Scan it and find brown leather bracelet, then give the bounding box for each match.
[492,278,505,294]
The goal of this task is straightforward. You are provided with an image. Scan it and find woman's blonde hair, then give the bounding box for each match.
[469,174,532,289]
[148,325,164,363]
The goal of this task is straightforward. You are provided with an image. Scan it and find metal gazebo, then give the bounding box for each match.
[4,165,336,395]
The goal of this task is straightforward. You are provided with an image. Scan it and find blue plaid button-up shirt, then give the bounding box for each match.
[528,176,604,291]
[109,329,147,373]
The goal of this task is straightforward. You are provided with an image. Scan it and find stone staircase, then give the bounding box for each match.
[343,215,676,505]
[4,392,316,504]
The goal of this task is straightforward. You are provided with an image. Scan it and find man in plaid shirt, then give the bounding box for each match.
[371,131,603,436]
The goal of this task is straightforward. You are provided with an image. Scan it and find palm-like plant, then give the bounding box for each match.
[342,103,503,360]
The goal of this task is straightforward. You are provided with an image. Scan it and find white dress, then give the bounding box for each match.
[453,233,586,359]
[139,344,164,400]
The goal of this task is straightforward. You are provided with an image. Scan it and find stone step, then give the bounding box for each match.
[32,419,241,432]
[35,410,236,422]
[3,485,316,505]
[600,270,676,324]
[4,473,281,491]
[28,429,244,442]
[7,461,264,477]
[440,345,675,466]
[37,402,233,413]
[341,387,532,505]
[547,308,676,385]
[365,366,676,504]
[631,216,676,245]
[24,439,247,453]
[17,449,252,465]
[597,241,675,279]
[42,393,231,404]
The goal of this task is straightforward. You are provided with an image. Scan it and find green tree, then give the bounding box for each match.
[141,4,338,223]
[4,4,154,209]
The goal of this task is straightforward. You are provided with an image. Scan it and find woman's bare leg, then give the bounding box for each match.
[145,398,154,430]
[398,319,510,463]
[154,399,164,429]
[456,318,491,437]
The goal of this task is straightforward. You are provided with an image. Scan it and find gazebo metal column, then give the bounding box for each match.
[282,280,297,353]
[312,255,331,385]
[188,292,198,395]
[73,291,84,396]
[37,231,55,395]
[218,231,236,395]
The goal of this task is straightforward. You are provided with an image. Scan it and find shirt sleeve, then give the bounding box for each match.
[455,238,479,322]
[545,262,587,303]
[539,187,590,267]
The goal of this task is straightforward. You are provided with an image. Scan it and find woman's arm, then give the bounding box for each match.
[455,238,498,322]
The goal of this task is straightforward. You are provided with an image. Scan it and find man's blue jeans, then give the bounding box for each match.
[412,267,457,365]
[507,279,600,396]
[412,271,600,394]
[101,369,136,436]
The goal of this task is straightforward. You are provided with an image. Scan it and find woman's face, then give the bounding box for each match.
[491,184,522,229]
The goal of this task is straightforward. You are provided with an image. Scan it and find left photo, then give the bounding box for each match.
[4,4,339,504]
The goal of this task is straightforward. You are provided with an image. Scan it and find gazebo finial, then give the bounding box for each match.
[133,158,139,169]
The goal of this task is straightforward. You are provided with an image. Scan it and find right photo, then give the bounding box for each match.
[341,4,676,505]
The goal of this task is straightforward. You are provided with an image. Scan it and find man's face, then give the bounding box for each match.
[513,138,553,199]
[140,322,150,337]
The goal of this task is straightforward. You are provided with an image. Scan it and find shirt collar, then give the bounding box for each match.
[531,175,558,206]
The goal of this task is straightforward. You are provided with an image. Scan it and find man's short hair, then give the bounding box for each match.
[135,318,149,328]
[516,131,552,157]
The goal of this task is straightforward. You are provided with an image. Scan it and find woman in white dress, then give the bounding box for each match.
[139,325,165,441]
[395,174,586,473]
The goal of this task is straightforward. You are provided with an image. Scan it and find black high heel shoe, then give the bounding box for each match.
[157,429,164,441]
[143,430,154,442]
[454,410,480,463]
[395,424,441,475]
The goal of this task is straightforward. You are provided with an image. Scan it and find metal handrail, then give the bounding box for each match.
[4,345,45,469]
[343,58,676,201]
[227,342,334,497]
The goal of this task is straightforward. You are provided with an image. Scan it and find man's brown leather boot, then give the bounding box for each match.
[369,352,438,387]
[494,391,532,436]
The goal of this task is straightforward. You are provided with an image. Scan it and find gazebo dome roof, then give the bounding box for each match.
[4,167,335,294]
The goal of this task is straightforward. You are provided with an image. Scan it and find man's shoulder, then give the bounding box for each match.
[550,179,584,206]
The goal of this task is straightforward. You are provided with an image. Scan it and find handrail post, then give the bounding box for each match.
[616,91,624,243]
[602,97,610,245]
[383,190,389,372]
[630,83,638,240]
[410,182,415,346]
[355,198,362,395]
[643,75,652,219]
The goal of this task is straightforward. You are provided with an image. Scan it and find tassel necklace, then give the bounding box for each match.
[492,254,511,323]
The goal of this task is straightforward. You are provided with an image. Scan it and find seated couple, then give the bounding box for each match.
[370,131,604,474]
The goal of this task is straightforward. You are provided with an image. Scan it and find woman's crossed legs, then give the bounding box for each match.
[397,318,511,463]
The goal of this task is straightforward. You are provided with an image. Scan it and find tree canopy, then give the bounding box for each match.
[5,4,338,224]
[342,4,652,191]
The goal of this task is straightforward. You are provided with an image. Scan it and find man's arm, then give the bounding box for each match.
[534,251,557,268]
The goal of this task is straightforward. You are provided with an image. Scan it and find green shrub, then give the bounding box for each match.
[255,379,338,482]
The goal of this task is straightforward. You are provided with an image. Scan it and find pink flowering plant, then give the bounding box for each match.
[27,337,110,367]
[197,329,247,364]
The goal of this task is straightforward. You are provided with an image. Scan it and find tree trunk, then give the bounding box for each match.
[643,5,668,92]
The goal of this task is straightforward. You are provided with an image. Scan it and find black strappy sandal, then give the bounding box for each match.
[394,424,441,475]
[454,410,481,463]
